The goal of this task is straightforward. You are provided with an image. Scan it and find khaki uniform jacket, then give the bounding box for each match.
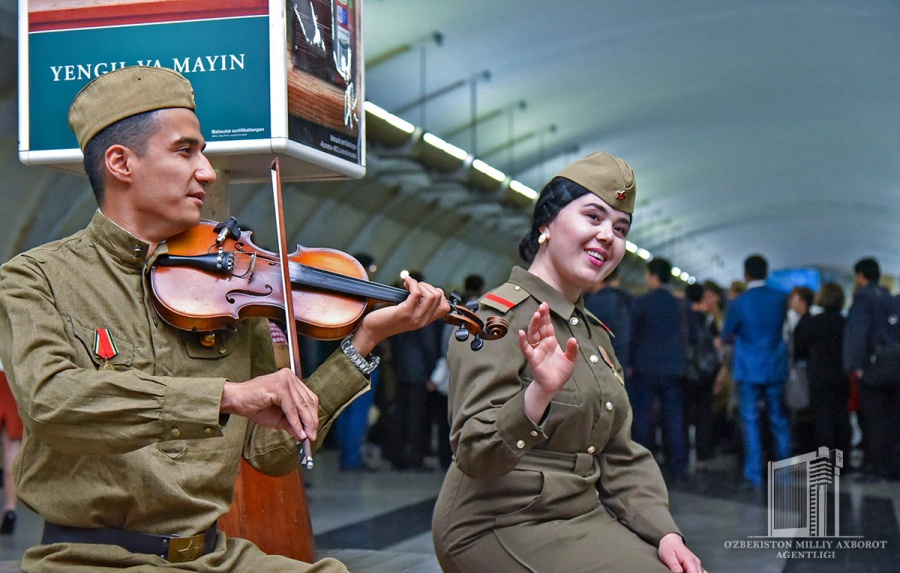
[0,212,367,571]
[432,267,680,572]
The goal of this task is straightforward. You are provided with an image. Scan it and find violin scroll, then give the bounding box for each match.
[447,291,509,351]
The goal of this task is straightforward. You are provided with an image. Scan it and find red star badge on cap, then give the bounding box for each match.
[616,190,627,201]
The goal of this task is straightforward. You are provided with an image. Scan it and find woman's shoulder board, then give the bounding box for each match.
[479,283,530,315]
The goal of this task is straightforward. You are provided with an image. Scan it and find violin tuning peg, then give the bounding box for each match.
[449,290,463,305]
[465,300,479,312]
[455,326,470,342]
[470,335,484,352]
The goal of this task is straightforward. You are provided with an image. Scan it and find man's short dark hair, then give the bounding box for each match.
[853,258,880,283]
[647,257,672,283]
[82,110,160,206]
[744,254,768,280]
[685,283,704,303]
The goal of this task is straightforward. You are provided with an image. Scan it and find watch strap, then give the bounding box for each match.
[340,335,380,375]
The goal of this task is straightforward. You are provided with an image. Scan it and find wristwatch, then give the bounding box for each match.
[340,335,380,375]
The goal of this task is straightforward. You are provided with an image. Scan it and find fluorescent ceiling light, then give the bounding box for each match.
[364,101,415,134]
[509,179,538,200]
[472,159,506,182]
[422,132,468,160]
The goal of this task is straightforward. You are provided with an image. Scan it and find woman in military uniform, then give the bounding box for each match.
[432,152,703,572]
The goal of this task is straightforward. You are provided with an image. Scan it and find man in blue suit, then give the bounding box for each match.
[722,255,791,488]
[628,257,689,479]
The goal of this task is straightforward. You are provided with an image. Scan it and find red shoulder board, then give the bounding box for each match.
[484,293,516,311]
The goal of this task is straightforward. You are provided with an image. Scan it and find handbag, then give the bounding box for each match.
[785,360,809,410]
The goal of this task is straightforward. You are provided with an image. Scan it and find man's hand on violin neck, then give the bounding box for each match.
[352,277,451,355]
[220,369,319,442]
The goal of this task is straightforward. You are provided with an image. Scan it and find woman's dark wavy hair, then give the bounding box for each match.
[518,177,589,263]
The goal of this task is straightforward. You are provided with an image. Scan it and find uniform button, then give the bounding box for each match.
[218,347,228,355]
[204,427,215,435]
[530,430,539,437]
[606,402,614,411]
[587,446,596,454]
[590,355,599,364]
[516,440,525,449]
[513,286,521,291]
[170,428,181,438]
[570,317,579,326]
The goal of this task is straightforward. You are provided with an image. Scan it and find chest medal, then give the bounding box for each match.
[597,345,624,385]
[93,328,119,371]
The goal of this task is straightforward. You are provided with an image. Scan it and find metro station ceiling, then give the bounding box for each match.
[1,1,898,291]
[364,0,900,286]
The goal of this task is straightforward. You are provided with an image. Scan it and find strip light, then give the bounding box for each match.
[472,159,506,182]
[509,179,538,200]
[422,132,469,160]
[364,101,415,134]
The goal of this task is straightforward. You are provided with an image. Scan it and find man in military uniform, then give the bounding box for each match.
[0,66,448,572]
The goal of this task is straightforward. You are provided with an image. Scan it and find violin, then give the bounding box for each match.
[149,217,509,350]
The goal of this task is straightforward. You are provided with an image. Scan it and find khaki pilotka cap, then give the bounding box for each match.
[554,151,636,214]
[68,66,196,150]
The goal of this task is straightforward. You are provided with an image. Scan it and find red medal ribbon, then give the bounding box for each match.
[93,329,119,362]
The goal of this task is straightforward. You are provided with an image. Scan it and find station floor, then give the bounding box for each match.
[0,447,897,572]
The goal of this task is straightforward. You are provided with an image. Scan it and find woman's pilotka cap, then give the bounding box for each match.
[68,66,196,150]
[554,151,636,214]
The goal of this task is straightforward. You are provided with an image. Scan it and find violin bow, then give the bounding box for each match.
[270,157,314,470]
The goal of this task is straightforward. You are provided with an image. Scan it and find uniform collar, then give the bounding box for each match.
[85,210,152,269]
[509,266,586,322]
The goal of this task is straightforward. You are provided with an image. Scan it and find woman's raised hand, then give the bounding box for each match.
[519,302,579,423]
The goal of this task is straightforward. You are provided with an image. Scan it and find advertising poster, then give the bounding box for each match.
[286,0,362,166]
[23,0,271,157]
[20,0,365,180]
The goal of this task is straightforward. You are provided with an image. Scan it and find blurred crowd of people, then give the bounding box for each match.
[294,252,900,492]
[582,253,900,489]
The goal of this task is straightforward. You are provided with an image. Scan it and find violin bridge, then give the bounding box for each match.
[231,252,257,280]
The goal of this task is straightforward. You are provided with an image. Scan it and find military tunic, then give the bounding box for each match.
[432,267,680,573]
[0,212,368,572]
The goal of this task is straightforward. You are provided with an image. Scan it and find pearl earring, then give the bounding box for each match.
[538,232,549,245]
